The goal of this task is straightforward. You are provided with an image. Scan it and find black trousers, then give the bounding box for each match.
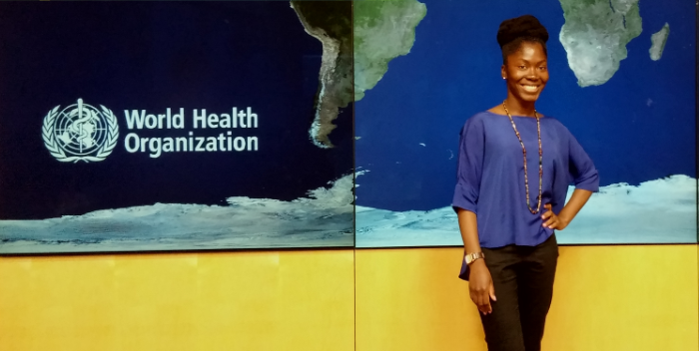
[478,234,559,351]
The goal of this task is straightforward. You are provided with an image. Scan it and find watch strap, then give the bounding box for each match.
[464,252,485,265]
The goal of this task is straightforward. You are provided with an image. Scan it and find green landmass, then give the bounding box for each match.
[558,0,642,87]
[291,1,353,148]
[354,0,427,101]
[649,23,670,61]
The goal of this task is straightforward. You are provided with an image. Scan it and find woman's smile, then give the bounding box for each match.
[520,83,541,93]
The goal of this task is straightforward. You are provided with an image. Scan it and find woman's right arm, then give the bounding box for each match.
[458,209,496,315]
[452,116,496,315]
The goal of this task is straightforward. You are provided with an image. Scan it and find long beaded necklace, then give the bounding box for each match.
[502,100,543,215]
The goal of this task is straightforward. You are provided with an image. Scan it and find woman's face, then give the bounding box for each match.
[501,41,549,103]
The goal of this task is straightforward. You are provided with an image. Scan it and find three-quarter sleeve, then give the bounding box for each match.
[452,117,485,213]
[568,131,599,192]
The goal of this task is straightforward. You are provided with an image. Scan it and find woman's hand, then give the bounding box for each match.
[468,259,496,315]
[541,204,569,230]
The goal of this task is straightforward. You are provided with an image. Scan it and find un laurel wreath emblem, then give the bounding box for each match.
[42,98,119,163]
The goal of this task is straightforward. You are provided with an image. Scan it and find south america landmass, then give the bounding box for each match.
[290,1,353,148]
[353,0,427,102]
[291,0,426,148]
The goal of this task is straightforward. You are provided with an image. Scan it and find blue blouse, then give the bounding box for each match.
[452,111,599,248]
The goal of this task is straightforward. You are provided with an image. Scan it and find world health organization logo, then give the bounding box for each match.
[42,98,119,163]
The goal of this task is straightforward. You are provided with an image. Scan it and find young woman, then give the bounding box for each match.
[452,15,599,351]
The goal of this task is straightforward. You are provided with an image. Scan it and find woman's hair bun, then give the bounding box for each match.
[497,15,549,48]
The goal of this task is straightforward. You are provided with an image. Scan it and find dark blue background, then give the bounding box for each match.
[0,2,353,219]
[356,0,696,211]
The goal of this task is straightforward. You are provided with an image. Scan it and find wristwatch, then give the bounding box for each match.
[464,252,485,265]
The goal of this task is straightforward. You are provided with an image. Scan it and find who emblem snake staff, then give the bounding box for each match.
[42,98,119,163]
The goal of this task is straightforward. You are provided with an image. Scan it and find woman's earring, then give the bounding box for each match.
[502,77,506,80]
